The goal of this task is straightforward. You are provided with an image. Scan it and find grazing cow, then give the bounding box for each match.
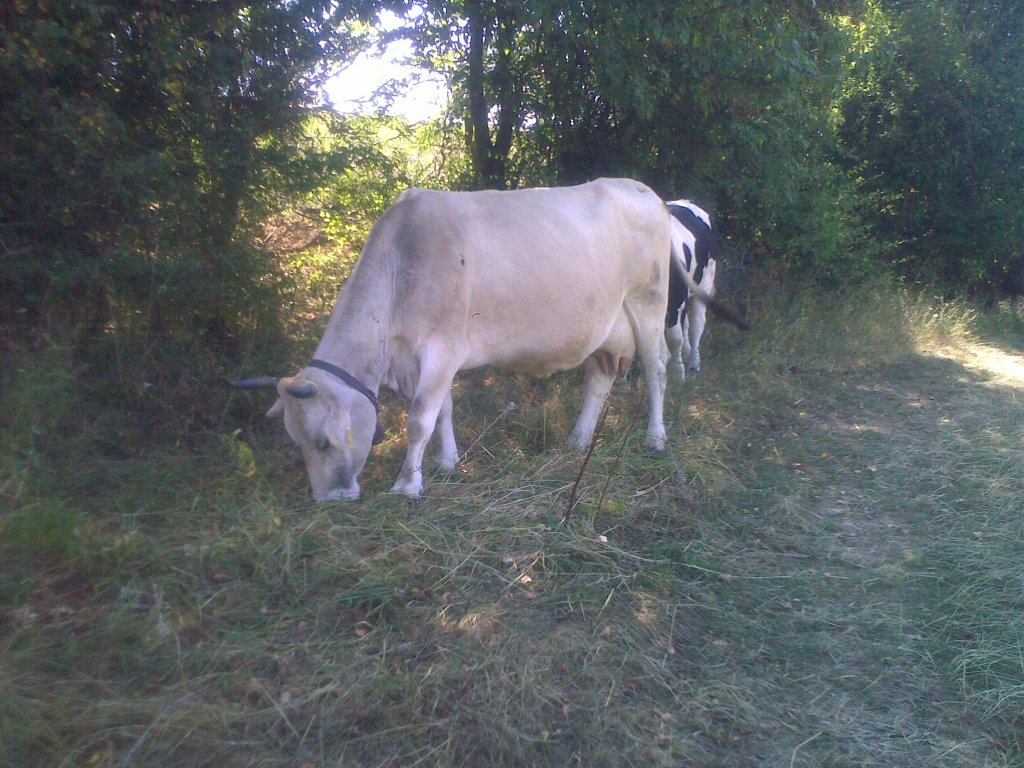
[665,199,718,379]
[233,178,679,501]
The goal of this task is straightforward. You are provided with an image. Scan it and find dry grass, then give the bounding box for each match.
[3,279,1024,767]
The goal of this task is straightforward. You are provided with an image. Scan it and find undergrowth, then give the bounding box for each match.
[2,278,1023,767]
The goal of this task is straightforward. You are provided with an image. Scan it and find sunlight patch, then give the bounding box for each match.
[925,341,1024,389]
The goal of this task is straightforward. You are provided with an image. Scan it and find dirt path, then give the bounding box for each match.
[703,339,1024,766]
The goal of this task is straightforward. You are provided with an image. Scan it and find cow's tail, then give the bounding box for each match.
[669,219,749,330]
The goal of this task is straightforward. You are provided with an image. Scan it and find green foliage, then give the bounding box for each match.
[259,112,471,348]
[6,0,1021,375]
[403,1,877,283]
[0,0,383,364]
[313,113,469,247]
[838,0,1024,289]
[393,0,1024,292]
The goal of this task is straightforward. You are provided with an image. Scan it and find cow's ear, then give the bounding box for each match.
[267,398,285,418]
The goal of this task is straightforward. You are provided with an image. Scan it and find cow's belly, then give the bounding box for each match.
[475,345,593,377]
[462,307,635,377]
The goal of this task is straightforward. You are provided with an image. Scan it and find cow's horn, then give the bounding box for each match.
[230,376,279,389]
[285,380,318,399]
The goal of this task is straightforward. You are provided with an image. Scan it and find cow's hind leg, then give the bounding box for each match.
[391,349,458,497]
[666,313,686,382]
[434,391,459,470]
[569,355,618,449]
[627,310,669,451]
[680,314,693,370]
[684,304,704,372]
[685,258,716,372]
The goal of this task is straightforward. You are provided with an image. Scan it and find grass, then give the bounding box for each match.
[3,278,1024,766]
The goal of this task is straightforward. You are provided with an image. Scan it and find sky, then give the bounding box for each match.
[324,21,446,122]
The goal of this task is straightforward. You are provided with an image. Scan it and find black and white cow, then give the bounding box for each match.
[665,199,717,379]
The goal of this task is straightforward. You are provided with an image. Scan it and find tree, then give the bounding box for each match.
[403,0,869,279]
[0,0,386,351]
[838,0,1024,289]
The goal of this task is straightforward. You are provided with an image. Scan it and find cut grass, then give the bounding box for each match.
[2,279,1024,767]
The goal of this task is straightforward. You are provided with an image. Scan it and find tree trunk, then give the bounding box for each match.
[464,0,518,189]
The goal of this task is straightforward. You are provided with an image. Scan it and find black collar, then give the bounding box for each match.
[308,359,378,408]
[309,359,385,446]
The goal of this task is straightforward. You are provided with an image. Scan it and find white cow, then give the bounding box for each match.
[234,179,687,501]
[665,199,718,379]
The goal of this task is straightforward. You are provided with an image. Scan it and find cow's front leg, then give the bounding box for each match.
[391,354,457,497]
[434,390,459,470]
[570,355,617,449]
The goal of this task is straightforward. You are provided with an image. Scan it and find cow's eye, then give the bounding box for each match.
[314,434,330,452]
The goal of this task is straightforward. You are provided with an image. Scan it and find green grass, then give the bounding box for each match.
[3,279,1024,766]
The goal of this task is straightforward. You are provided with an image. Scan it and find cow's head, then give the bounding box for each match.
[233,366,383,501]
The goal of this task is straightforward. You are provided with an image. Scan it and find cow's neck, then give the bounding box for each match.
[312,259,395,395]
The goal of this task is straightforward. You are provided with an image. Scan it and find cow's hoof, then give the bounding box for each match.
[436,452,460,472]
[388,485,422,498]
[645,431,667,451]
[389,471,423,497]
[568,432,592,450]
